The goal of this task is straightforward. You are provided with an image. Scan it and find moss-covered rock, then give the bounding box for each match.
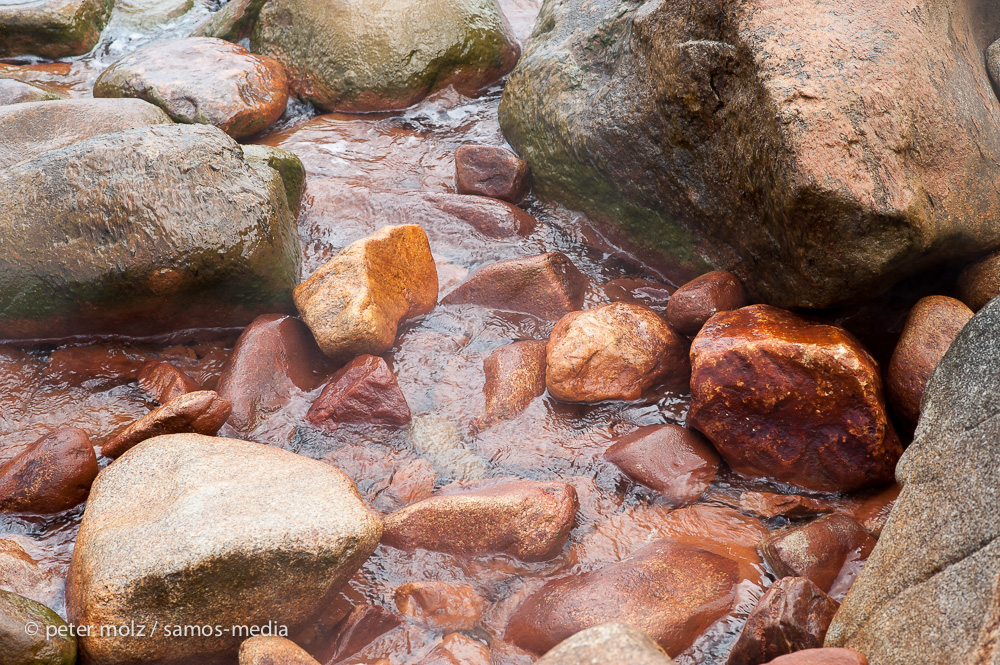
[0,589,76,665]
[0,0,113,59]
[242,144,305,214]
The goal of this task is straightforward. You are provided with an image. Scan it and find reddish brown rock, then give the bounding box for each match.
[94,37,289,139]
[454,144,530,203]
[533,624,677,665]
[506,539,741,655]
[319,604,403,664]
[0,427,97,514]
[604,424,719,505]
[851,484,900,538]
[958,251,1000,311]
[727,577,840,665]
[137,361,201,404]
[373,458,436,513]
[382,479,577,562]
[546,302,689,402]
[887,296,973,426]
[0,539,61,608]
[101,391,233,458]
[479,340,547,426]
[306,354,410,429]
[603,278,675,314]
[689,305,901,492]
[762,648,868,665]
[48,344,149,388]
[667,271,747,337]
[394,581,485,631]
[416,632,491,665]
[0,79,60,105]
[239,636,320,665]
[441,252,587,321]
[760,516,875,597]
[216,313,332,433]
[739,493,849,521]
[420,193,536,238]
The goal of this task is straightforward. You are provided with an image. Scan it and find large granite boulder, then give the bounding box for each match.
[0,123,301,340]
[67,434,382,665]
[499,0,1000,308]
[0,0,113,59]
[826,296,1000,662]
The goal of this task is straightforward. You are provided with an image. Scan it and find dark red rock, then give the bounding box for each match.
[0,427,97,514]
[739,493,849,520]
[416,632,491,665]
[47,344,149,388]
[382,479,578,562]
[887,295,973,426]
[317,603,403,664]
[604,424,719,505]
[479,340,547,426]
[216,313,332,433]
[762,648,868,665]
[101,391,233,458]
[602,278,675,313]
[689,305,901,492]
[421,192,536,238]
[394,581,485,631]
[454,144,530,203]
[667,271,748,337]
[306,354,410,429]
[137,361,201,404]
[851,483,900,538]
[726,577,840,665]
[441,252,587,321]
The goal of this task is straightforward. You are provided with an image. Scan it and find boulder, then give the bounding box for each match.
[193,0,266,41]
[0,589,76,665]
[101,390,233,458]
[251,0,520,112]
[94,37,289,139]
[546,303,689,402]
[394,581,485,631]
[760,516,875,596]
[242,144,306,214]
[239,636,320,665]
[0,427,97,514]
[67,434,382,665]
[0,0,113,59]
[137,361,201,404]
[534,624,676,665]
[0,123,300,340]
[306,354,411,429]
[479,340,547,426]
[689,305,901,492]
[454,144,530,203]
[294,225,438,361]
[666,271,747,337]
[0,79,61,106]
[498,0,1000,308]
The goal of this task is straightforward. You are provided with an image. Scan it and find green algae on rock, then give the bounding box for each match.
[0,0,113,59]
[0,589,76,665]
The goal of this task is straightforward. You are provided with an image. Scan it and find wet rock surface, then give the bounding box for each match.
[764,649,867,665]
[0,428,97,514]
[534,623,677,664]
[394,581,485,631]
[137,361,201,404]
[239,636,320,665]
[0,0,112,59]
[307,354,411,429]
[667,271,747,337]
[0,79,61,105]
[0,539,62,608]
[455,144,530,202]
[101,390,233,458]
[479,339,547,426]
[0,589,76,665]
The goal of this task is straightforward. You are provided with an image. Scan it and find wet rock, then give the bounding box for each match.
[958,249,1000,311]
[294,224,438,361]
[479,340,547,426]
[0,97,170,171]
[373,458,436,513]
[603,278,674,314]
[322,603,403,663]
[990,39,1000,94]
[0,79,60,105]
[216,313,332,434]
[193,0,266,41]
[442,252,586,320]
[382,479,577,562]
[0,589,76,665]
[534,624,676,665]
[307,354,411,429]
[137,361,201,404]
[499,0,1000,308]
[0,123,300,340]
[251,0,519,112]
[243,144,306,214]
[689,305,901,492]
[239,636,320,665]
[67,434,382,665]
[0,540,61,608]
[0,428,97,514]
[727,577,840,665]
[763,649,868,665]
[94,37,289,140]
[887,296,973,426]
[394,581,485,631]
[739,493,847,521]
[0,0,112,59]
[101,390,233,458]
[115,0,192,28]
[666,271,747,337]
[47,344,149,388]
[420,192,536,238]
[546,302,689,402]
[760,516,875,597]
[506,539,741,655]
[851,484,900,539]
[417,633,491,665]
[454,144,530,203]
[604,424,719,505]
[407,414,488,481]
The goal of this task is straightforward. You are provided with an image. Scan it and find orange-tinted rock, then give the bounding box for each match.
[454,144,530,203]
[416,632,491,665]
[320,604,403,664]
[294,225,438,361]
[94,37,289,139]
[958,251,1000,311]
[0,539,61,608]
[546,303,689,403]
[689,305,901,492]
[137,361,201,404]
[603,278,674,314]
[420,192,536,238]
[394,581,485,631]
[216,313,332,433]
[239,635,320,665]
[604,424,719,505]
[739,493,850,521]
[306,355,410,429]
[533,624,677,665]
[760,516,875,597]
[441,252,586,321]
[506,539,741,656]
[372,458,436,513]
[479,340,547,426]
[101,391,232,458]
[887,296,973,426]
[382,479,577,562]
[762,648,868,665]
[0,428,97,514]
[667,271,747,337]
[727,577,840,665]
[851,484,900,538]
[48,344,149,388]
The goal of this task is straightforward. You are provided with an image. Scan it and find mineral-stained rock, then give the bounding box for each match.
[760,516,875,596]
[666,271,747,337]
[239,636,320,665]
[67,434,382,665]
[958,250,1000,311]
[321,603,403,663]
[0,0,113,59]
[689,305,901,492]
[420,192,537,238]
[101,390,233,458]
[394,581,485,631]
[0,539,61,608]
[763,649,868,665]
[454,144,530,203]
[417,633,491,665]
[479,340,547,426]
[306,354,411,429]
[498,0,1000,308]
[0,428,97,514]
[242,144,306,214]
[137,361,201,404]
[739,493,847,521]
[0,589,76,665]
[534,624,677,665]
[0,79,61,105]
[851,484,900,539]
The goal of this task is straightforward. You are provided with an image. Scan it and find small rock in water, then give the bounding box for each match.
[239,636,320,665]
[373,458,436,513]
[0,589,76,665]
[137,361,201,404]
[307,354,411,429]
[407,414,489,481]
[101,390,233,458]
[0,79,61,105]
[546,302,689,402]
[420,193,537,238]
[667,271,748,337]
[761,648,868,665]
[94,37,289,139]
[0,428,97,514]
[416,632,491,665]
[534,623,676,665]
[739,493,848,520]
[454,144,530,203]
[295,224,438,361]
[0,539,61,609]
[603,278,675,314]
[321,603,403,664]
[479,340,547,427]
[382,478,577,562]
[394,581,485,631]
[0,0,112,59]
